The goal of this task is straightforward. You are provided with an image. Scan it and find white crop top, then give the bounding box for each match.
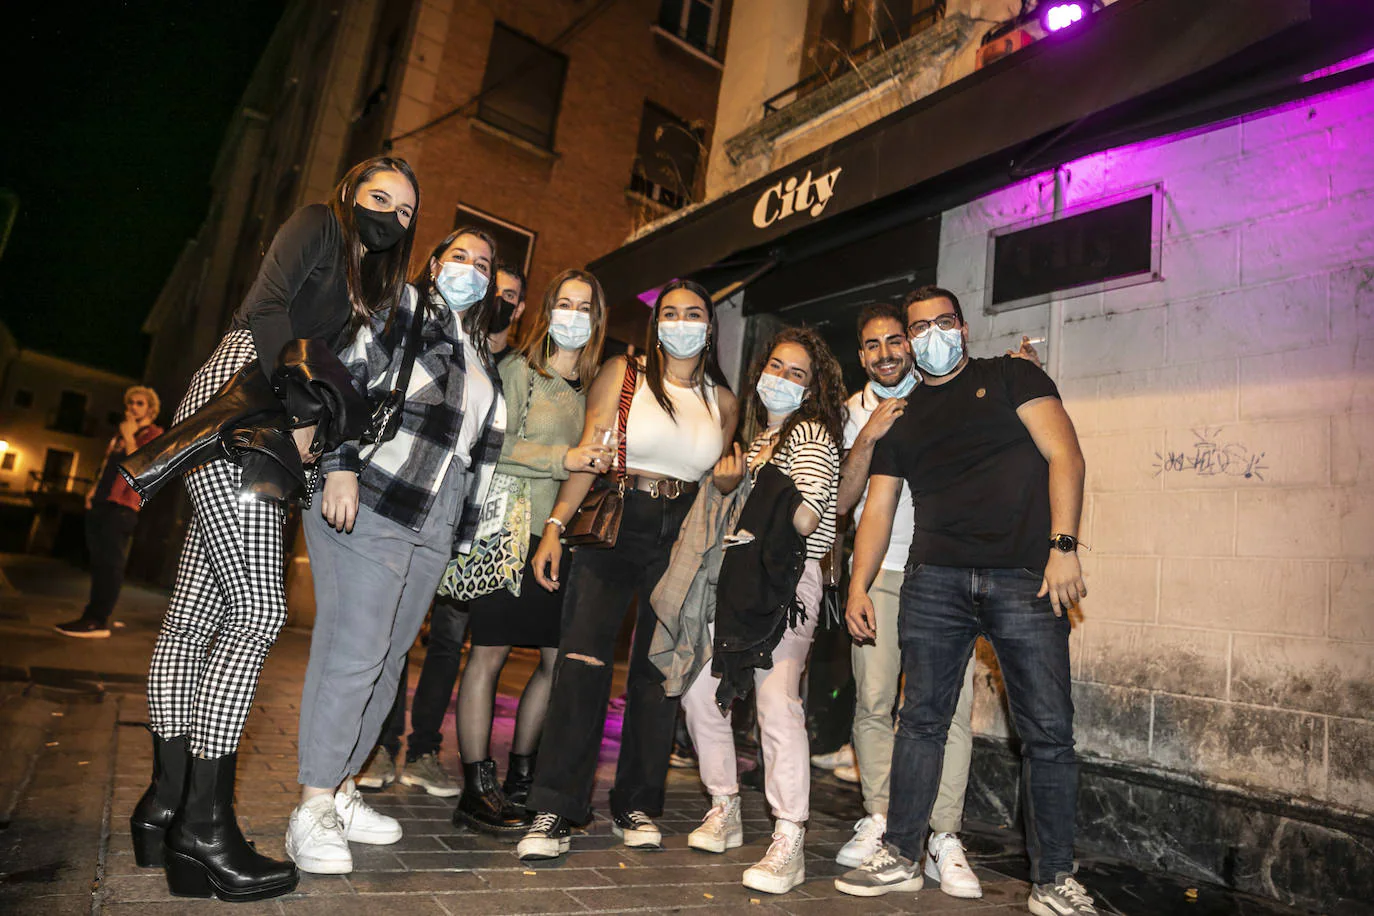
[623,376,723,481]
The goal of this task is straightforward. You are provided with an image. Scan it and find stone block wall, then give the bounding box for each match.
[937,78,1374,817]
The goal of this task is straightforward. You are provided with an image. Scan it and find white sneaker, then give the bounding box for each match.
[688,794,743,853]
[334,778,402,845]
[809,744,854,769]
[742,819,805,895]
[924,831,983,898]
[833,763,860,784]
[836,812,886,867]
[286,795,352,874]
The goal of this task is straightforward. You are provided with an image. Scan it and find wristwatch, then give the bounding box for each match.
[1049,533,1079,552]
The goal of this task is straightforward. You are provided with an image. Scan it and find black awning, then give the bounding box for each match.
[589,0,1374,307]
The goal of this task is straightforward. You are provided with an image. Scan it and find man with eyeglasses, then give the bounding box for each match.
[835,286,1098,916]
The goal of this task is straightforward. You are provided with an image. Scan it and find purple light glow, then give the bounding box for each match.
[1043,2,1086,32]
[1301,46,1374,83]
[637,281,678,307]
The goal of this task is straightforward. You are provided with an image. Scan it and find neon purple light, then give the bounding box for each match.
[1301,46,1374,83]
[637,281,678,307]
[1044,2,1086,31]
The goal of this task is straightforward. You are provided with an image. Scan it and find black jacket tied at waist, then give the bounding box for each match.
[120,339,371,504]
[711,462,808,712]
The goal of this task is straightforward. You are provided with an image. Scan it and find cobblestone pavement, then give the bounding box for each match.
[1,555,1311,915]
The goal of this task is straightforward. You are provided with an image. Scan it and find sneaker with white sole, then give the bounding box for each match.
[809,744,854,769]
[355,746,396,790]
[399,751,460,797]
[742,819,805,894]
[834,843,925,897]
[688,794,743,853]
[517,812,571,860]
[1028,873,1099,915]
[286,795,352,874]
[334,778,402,844]
[836,812,886,867]
[54,617,111,638]
[924,831,982,898]
[612,810,662,848]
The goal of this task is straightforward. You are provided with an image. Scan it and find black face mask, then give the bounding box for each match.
[353,203,407,252]
[489,299,518,334]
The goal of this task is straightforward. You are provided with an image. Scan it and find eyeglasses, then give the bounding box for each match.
[908,313,960,338]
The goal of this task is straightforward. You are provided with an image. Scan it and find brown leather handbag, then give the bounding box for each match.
[563,359,638,548]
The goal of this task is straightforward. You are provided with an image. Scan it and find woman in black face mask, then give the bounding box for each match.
[130,156,419,903]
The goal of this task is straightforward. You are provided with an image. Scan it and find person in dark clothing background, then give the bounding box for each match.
[56,385,164,638]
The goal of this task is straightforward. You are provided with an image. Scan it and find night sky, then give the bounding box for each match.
[0,2,285,378]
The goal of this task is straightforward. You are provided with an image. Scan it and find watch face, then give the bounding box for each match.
[1052,535,1075,551]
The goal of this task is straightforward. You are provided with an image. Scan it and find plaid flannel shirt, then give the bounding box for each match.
[320,284,506,553]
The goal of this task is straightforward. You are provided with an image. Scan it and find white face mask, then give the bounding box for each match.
[756,372,806,417]
[435,261,488,312]
[548,309,592,350]
[658,320,709,359]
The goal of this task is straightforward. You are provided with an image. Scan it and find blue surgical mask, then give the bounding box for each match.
[756,373,806,417]
[435,262,488,312]
[548,309,592,350]
[870,370,918,399]
[911,326,964,377]
[658,320,709,359]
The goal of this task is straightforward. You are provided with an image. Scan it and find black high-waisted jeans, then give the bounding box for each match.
[525,487,692,824]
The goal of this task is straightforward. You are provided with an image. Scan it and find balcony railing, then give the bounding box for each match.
[762,1,947,116]
[28,472,92,495]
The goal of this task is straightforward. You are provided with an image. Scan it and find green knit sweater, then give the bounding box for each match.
[497,355,587,529]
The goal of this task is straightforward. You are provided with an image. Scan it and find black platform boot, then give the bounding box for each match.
[162,753,299,902]
[453,759,532,836]
[130,732,190,868]
[502,752,535,810]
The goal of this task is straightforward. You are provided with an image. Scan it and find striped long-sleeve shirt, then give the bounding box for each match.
[745,419,840,560]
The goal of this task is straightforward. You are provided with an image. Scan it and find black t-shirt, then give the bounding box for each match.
[871,356,1060,571]
[231,204,352,380]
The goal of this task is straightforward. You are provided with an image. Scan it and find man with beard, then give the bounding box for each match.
[836,287,1095,916]
[830,303,983,899]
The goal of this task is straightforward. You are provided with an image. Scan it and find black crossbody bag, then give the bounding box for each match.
[359,290,426,453]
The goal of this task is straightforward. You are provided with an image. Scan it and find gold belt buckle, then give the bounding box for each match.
[647,479,682,499]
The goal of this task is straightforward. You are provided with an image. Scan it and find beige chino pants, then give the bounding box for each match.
[852,567,974,833]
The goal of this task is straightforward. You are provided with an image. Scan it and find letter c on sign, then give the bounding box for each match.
[752,184,781,228]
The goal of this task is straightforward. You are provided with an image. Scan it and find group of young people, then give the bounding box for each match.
[124,152,1098,916]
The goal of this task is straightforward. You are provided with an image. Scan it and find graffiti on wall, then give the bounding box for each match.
[1152,427,1267,480]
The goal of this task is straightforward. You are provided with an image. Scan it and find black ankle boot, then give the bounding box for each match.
[162,753,298,901]
[130,732,190,868]
[454,759,532,836]
[502,753,535,809]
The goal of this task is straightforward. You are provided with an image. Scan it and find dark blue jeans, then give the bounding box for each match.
[888,565,1076,883]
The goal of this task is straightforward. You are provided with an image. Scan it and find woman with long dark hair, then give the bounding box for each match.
[131,156,419,902]
[516,279,740,862]
[284,228,507,875]
[443,268,612,836]
[681,326,845,895]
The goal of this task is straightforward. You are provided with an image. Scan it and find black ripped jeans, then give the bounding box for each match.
[525,488,692,824]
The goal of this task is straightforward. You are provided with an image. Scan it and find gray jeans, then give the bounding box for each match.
[297,461,466,787]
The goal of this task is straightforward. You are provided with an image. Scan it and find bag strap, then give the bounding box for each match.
[516,360,536,440]
[613,358,637,475]
[390,286,426,400]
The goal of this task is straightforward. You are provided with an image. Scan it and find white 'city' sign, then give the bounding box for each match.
[751,167,843,229]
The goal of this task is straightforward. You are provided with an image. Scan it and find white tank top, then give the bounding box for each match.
[623,375,723,481]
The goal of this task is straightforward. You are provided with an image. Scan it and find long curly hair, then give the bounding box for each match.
[744,325,847,452]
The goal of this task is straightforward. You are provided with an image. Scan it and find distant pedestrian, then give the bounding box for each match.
[56,386,163,638]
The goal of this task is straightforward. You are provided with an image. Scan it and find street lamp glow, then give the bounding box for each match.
[0,440,9,454]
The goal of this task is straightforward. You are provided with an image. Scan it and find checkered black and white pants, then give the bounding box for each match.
[147,330,290,759]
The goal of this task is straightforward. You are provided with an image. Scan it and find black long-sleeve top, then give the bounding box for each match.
[230,203,351,380]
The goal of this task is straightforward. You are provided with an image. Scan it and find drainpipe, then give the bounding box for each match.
[1046,166,1067,379]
